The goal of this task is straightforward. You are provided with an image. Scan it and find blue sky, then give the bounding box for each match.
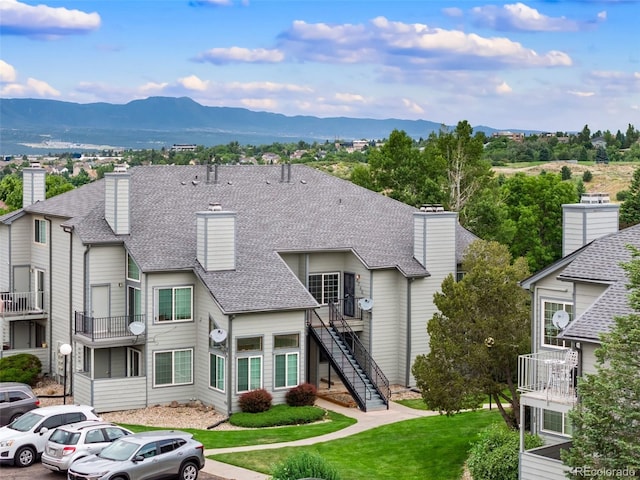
[1,0,639,133]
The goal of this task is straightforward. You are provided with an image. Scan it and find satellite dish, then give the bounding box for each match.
[209,328,228,343]
[128,321,146,336]
[358,297,374,312]
[552,310,570,330]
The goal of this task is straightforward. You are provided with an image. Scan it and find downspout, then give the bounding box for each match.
[62,225,74,381]
[405,277,413,386]
[44,216,53,375]
[226,314,234,417]
[82,244,91,400]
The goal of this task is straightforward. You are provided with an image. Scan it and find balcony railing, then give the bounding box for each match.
[0,291,46,315]
[75,312,146,341]
[518,349,577,404]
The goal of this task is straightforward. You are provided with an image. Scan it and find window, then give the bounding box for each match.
[154,349,193,387]
[128,287,141,317]
[274,334,299,389]
[237,336,262,351]
[237,356,262,392]
[34,219,46,244]
[127,254,140,281]
[209,353,225,392]
[156,286,192,322]
[542,301,573,346]
[104,427,128,441]
[86,429,106,444]
[127,348,141,377]
[542,409,573,436]
[308,272,339,304]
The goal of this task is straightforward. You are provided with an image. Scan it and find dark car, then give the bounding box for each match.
[0,383,40,427]
[67,430,205,480]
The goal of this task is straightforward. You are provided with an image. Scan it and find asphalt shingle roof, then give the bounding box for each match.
[18,164,477,313]
[557,223,640,342]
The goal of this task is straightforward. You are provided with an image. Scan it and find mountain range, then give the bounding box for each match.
[0,96,513,155]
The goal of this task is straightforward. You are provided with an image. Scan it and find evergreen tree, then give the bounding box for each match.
[620,168,640,228]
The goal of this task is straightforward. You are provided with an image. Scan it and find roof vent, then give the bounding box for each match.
[419,204,445,212]
[581,193,609,204]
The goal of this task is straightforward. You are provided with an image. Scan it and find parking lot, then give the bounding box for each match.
[0,461,227,480]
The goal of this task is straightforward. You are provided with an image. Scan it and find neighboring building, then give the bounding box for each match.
[492,131,525,142]
[0,163,476,415]
[517,193,625,479]
[170,144,197,152]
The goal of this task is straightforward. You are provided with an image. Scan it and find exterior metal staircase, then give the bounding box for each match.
[308,303,390,411]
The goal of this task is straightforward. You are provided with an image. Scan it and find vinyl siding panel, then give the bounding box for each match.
[580,343,598,375]
[0,224,9,291]
[229,310,306,413]
[88,245,126,317]
[9,216,30,267]
[371,269,403,384]
[196,213,235,271]
[520,452,569,480]
[574,282,607,317]
[532,274,574,353]
[143,272,199,406]
[194,280,229,414]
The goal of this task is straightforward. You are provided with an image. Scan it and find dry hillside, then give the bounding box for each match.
[493,162,637,201]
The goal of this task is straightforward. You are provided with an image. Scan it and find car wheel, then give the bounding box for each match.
[179,461,199,480]
[15,446,36,467]
[9,413,23,423]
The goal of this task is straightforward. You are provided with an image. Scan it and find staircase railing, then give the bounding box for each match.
[307,311,375,411]
[328,302,391,407]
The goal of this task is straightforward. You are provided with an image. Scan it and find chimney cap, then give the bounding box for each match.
[113,164,128,173]
[419,204,445,212]
[208,202,223,212]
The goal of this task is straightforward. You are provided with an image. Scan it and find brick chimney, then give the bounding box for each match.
[196,202,236,271]
[22,163,46,208]
[104,165,130,235]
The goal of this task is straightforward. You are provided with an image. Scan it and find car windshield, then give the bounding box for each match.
[98,439,139,461]
[8,411,44,432]
[49,429,80,445]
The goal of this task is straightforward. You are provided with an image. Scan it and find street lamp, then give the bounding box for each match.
[59,343,72,405]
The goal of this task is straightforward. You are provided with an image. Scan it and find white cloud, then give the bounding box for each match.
[177,75,210,91]
[335,92,367,103]
[442,7,463,17]
[240,98,278,110]
[279,16,572,70]
[401,98,425,114]
[597,11,607,20]
[194,47,285,64]
[139,82,169,94]
[496,81,512,94]
[568,90,595,97]
[0,76,59,97]
[0,59,17,82]
[0,0,100,38]
[471,2,581,32]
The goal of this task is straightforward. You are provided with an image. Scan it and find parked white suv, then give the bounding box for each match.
[0,404,100,467]
[42,421,132,472]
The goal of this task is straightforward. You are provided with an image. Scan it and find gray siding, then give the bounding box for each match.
[0,224,8,291]
[520,452,570,480]
[371,270,403,384]
[75,374,147,413]
[9,216,30,269]
[580,343,598,375]
[196,212,235,271]
[532,274,574,352]
[574,282,607,317]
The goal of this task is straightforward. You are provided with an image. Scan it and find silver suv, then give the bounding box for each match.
[0,382,40,426]
[67,430,205,480]
[42,420,132,472]
[0,404,100,467]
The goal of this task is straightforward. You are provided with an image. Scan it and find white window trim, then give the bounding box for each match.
[34,218,47,245]
[274,351,299,390]
[541,409,572,437]
[153,348,193,387]
[155,286,193,323]
[126,347,142,377]
[209,352,225,392]
[308,272,340,305]
[126,254,140,282]
[236,355,263,393]
[541,299,573,349]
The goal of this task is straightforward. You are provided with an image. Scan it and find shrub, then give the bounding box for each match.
[271,451,342,480]
[561,165,572,180]
[286,382,318,407]
[238,388,272,413]
[582,170,593,182]
[617,189,630,202]
[230,404,325,428]
[0,354,42,385]
[467,423,543,480]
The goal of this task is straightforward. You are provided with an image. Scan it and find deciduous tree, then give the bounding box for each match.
[412,240,531,429]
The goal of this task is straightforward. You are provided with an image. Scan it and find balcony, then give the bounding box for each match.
[74,312,146,346]
[0,291,46,317]
[518,349,578,409]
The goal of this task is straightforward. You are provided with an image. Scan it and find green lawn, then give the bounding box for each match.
[210,409,501,480]
[120,410,356,448]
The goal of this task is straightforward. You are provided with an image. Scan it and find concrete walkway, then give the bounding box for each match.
[201,398,439,480]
